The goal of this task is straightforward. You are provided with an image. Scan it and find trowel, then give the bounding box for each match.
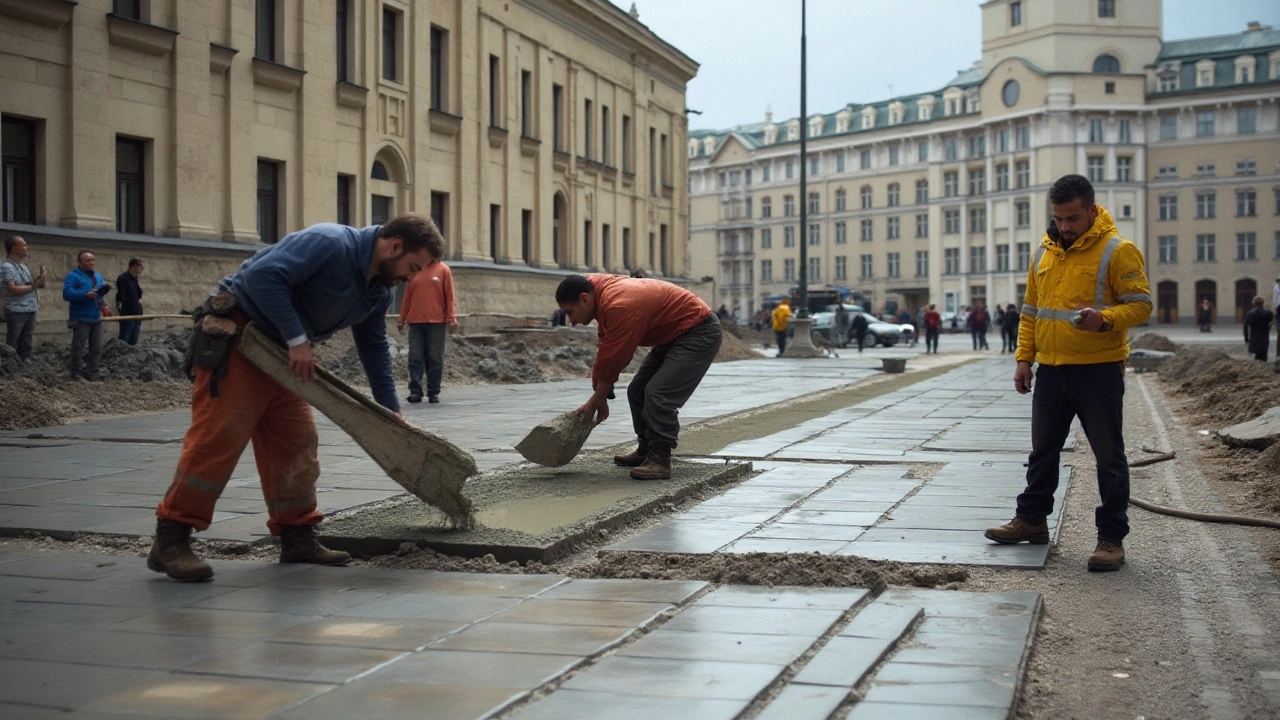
[515,413,595,467]
[237,323,477,528]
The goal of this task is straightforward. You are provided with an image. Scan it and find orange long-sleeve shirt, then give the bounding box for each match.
[588,274,712,388]
[398,262,456,324]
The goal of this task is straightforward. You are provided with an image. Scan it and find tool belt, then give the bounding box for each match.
[181,292,240,398]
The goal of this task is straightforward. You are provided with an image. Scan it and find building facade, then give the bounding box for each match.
[0,0,696,335]
[689,0,1279,324]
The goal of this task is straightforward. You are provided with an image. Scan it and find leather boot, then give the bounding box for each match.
[983,516,1050,545]
[630,443,672,480]
[613,437,650,467]
[1087,539,1125,572]
[279,525,351,566]
[147,519,214,582]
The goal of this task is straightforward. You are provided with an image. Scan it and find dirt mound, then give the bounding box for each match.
[1131,333,1179,352]
[0,327,190,385]
[1166,355,1280,424]
[1158,346,1232,383]
[715,326,763,361]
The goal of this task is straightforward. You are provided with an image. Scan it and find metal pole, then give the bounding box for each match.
[797,0,809,318]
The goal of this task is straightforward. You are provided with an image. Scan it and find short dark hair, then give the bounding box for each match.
[128,257,143,268]
[555,274,594,305]
[77,250,93,263]
[3,235,22,254]
[1048,174,1095,208]
[379,213,445,260]
[629,267,646,278]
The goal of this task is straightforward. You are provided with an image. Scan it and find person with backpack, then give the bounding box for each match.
[924,304,942,353]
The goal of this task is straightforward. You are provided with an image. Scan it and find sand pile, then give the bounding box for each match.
[1131,333,1179,352]
[1161,347,1280,423]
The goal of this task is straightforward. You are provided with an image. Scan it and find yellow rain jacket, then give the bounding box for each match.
[771,303,792,332]
[1015,207,1152,366]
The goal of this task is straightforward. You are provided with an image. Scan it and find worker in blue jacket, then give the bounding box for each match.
[62,250,109,380]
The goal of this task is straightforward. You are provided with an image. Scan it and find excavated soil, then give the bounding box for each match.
[1130,332,1180,352]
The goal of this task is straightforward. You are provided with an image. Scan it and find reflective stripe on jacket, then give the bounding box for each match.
[1015,207,1152,366]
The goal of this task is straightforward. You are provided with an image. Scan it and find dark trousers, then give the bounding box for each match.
[855,331,866,351]
[70,320,104,377]
[407,322,447,398]
[118,319,141,346]
[1017,362,1130,542]
[628,315,722,448]
[775,329,788,356]
[4,311,36,362]
[925,328,939,353]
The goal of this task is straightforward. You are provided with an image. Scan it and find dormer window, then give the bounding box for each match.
[888,101,905,125]
[786,119,799,141]
[1195,59,1215,88]
[965,88,980,114]
[687,139,699,158]
[1156,62,1180,92]
[1234,55,1257,84]
[943,88,963,117]
[809,115,824,138]
[861,107,875,130]
[917,96,934,121]
[835,109,852,134]
[702,136,716,155]
[763,125,777,145]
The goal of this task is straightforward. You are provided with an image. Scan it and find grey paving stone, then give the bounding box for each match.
[336,591,522,622]
[696,585,869,611]
[433,621,635,656]
[78,674,333,719]
[745,522,869,542]
[911,630,1028,651]
[619,628,818,665]
[775,509,885,526]
[754,684,850,720]
[792,635,900,687]
[840,541,1050,568]
[510,688,745,720]
[488,598,674,628]
[605,520,757,554]
[370,648,583,688]
[346,570,564,598]
[112,607,318,639]
[844,701,1009,720]
[537,578,706,604]
[861,676,1017,708]
[914,614,1037,638]
[8,628,242,670]
[883,589,1041,620]
[16,573,239,609]
[840,602,923,640]
[192,586,390,616]
[182,641,402,683]
[268,616,466,651]
[722,537,852,554]
[0,552,137,581]
[273,682,522,720]
[0,658,163,710]
[660,605,845,637]
[561,655,786,700]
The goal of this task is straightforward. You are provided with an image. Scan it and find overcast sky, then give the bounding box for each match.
[608,0,1280,131]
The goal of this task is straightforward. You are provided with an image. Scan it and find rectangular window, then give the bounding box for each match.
[860,254,873,279]
[887,252,900,278]
[810,156,820,177]
[859,151,870,170]
[915,179,929,204]
[761,228,772,249]
[784,258,796,282]
[1010,1,1022,26]
[887,216,900,240]
[835,255,847,281]
[998,129,1009,153]
[761,164,771,182]
[808,223,820,246]
[944,248,960,274]
[1015,160,1029,189]
[785,195,796,216]
[945,139,958,161]
[336,175,352,225]
[1089,118,1104,143]
[523,210,534,264]
[1158,195,1178,220]
[1016,124,1030,150]
[969,135,985,158]
[968,168,985,196]
[809,257,821,282]
[660,133,669,185]
[944,171,959,197]
[113,0,141,20]
[621,115,632,171]
[835,221,847,244]
[915,250,929,277]
[583,99,593,158]
[1118,119,1131,144]
[761,259,773,283]
[115,137,145,234]
[1158,235,1177,263]
[970,246,987,273]
[430,26,448,111]
[371,194,392,225]
[520,71,533,137]
[1087,156,1105,183]
[860,219,873,242]
[888,146,900,166]
[649,128,657,194]
[1237,191,1256,217]
[784,226,796,247]
[1238,107,1256,134]
[491,204,502,261]
[1236,158,1256,176]
[430,191,448,240]
[970,285,987,307]
[601,223,611,269]
[256,160,280,243]
[1,116,37,224]
[786,160,795,178]
[808,192,820,214]
[1196,192,1215,219]
[1196,111,1215,137]
[915,213,929,238]
[551,84,565,151]
[1116,157,1132,182]
[1016,201,1030,228]
[944,209,960,234]
[256,0,277,62]
[1275,188,1280,215]
[1017,242,1031,271]
[918,141,929,163]
[996,164,1009,191]
[836,153,845,173]
[835,191,846,212]
[1099,0,1115,18]
[1195,233,1215,262]
[1160,115,1177,140]
[887,184,900,207]
[382,8,400,82]
[336,0,350,82]
[1235,232,1257,260]
[969,207,987,233]
[1195,162,1215,176]
[996,243,1010,272]
[1157,165,1177,178]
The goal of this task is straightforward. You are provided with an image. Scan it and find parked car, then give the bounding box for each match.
[811,304,903,347]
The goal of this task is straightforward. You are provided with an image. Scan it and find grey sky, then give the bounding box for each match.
[610,0,1280,132]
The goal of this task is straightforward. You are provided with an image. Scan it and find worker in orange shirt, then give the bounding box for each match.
[556,273,722,480]
[397,257,457,404]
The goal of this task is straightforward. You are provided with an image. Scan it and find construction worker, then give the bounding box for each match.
[149,215,444,582]
[556,273,721,480]
[985,174,1152,572]
[771,298,792,355]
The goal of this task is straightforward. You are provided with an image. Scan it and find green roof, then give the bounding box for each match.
[1158,27,1280,61]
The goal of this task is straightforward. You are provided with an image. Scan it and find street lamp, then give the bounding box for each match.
[782,0,822,357]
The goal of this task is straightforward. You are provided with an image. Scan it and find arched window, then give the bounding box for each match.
[887,183,901,207]
[371,160,390,180]
[1093,54,1120,74]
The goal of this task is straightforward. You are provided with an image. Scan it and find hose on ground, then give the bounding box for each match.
[1125,448,1280,529]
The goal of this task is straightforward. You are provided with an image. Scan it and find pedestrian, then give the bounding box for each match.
[914,306,925,346]
[397,256,456,404]
[985,174,1152,572]
[1243,296,1273,362]
[852,311,869,352]
[924,304,941,353]
[771,298,791,355]
[62,250,109,380]
[835,303,850,347]
[1,235,46,363]
[556,273,721,480]
[552,308,567,327]
[115,258,144,346]
[1001,303,1020,353]
[1197,298,1213,333]
[716,304,731,321]
[968,302,990,350]
[149,214,443,582]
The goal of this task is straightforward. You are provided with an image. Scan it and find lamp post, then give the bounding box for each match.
[782,0,822,357]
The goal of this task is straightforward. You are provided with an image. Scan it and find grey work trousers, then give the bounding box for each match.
[626,314,722,448]
[4,311,36,362]
[407,322,447,398]
[70,320,103,377]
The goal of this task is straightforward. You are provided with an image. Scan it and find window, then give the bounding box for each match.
[1195,192,1215,219]
[996,244,1010,272]
[337,175,352,225]
[810,156,820,177]
[784,195,796,216]
[1195,233,1215,262]
[371,193,392,224]
[915,213,929,238]
[1,116,37,223]
[1118,119,1131,144]
[761,197,772,218]
[430,26,449,111]
[1157,165,1177,179]
[808,192,820,214]
[761,164,770,182]
[915,250,929,277]
[486,55,505,128]
[761,259,773,283]
[1016,161,1029,189]
[1236,159,1256,176]
[969,207,987,233]
[1158,195,1178,220]
[835,189,847,212]
[784,226,796,247]
[1015,124,1030,150]
[860,186,873,209]
[114,0,141,19]
[860,219,873,242]
[551,84,565,151]
[887,252,901,278]
[1158,235,1177,263]
[836,222,847,244]
[583,99,593,158]
[970,285,987,307]
[1159,74,1178,92]
[784,258,796,282]
[336,1,350,82]
[1236,232,1256,261]
[808,223,820,246]
[969,135,986,158]
[256,0,277,62]
[860,254,874,278]
[430,191,448,243]
[520,71,533,136]
[1238,107,1256,134]
[996,164,1009,191]
[1160,115,1177,140]
[1195,162,1216,176]
[786,160,795,179]
[115,137,145,234]
[970,246,987,273]
[1087,156,1105,183]
[809,257,821,282]
[1276,188,1280,215]
[944,248,960,274]
[621,115,632,170]
[968,168,985,196]
[915,179,929,204]
[1236,191,1256,217]
[761,228,772,249]
[835,256,847,281]
[997,129,1009,153]
[944,171,959,197]
[887,216,900,240]
[660,133,669,186]
[888,146,900,166]
[859,150,871,170]
[1098,0,1115,18]
[917,141,929,163]
[944,209,961,234]
[1088,118,1104,143]
[1010,1,1022,26]
[383,8,401,82]
[1196,111,1215,138]
[256,160,280,243]
[1116,157,1132,182]
[945,139,958,161]
[1105,81,1116,95]
[1016,201,1030,227]
[887,183,900,207]
[1093,54,1119,74]
[1017,242,1031,271]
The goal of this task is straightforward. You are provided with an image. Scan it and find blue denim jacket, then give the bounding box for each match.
[62,268,107,323]
[219,224,398,411]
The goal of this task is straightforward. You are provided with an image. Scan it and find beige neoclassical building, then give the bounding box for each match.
[689,0,1279,324]
[0,0,696,335]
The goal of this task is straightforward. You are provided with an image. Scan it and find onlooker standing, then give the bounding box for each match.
[62,251,109,380]
[397,258,456,404]
[851,311,869,352]
[771,298,791,356]
[1243,297,1273,362]
[968,302,990,350]
[924,304,941,353]
[1197,298,1213,333]
[115,258,145,346]
[1,235,46,363]
[1001,303,1021,354]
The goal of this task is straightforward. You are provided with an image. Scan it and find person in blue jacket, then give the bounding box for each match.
[62,250,110,380]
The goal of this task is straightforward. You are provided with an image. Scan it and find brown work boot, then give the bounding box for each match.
[630,443,672,480]
[613,437,650,467]
[147,519,214,582]
[279,525,351,566]
[984,517,1050,545]
[1087,539,1125,572]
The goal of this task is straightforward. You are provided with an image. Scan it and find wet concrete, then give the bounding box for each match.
[320,455,752,563]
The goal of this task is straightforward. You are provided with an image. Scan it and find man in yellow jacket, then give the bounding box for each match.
[771,298,792,356]
[985,174,1151,572]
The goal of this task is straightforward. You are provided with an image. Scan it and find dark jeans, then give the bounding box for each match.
[925,328,939,353]
[4,311,36,362]
[628,315,722,448]
[118,319,141,346]
[1017,362,1130,542]
[407,322,447,398]
[775,329,788,356]
[854,331,867,351]
[70,320,104,377]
